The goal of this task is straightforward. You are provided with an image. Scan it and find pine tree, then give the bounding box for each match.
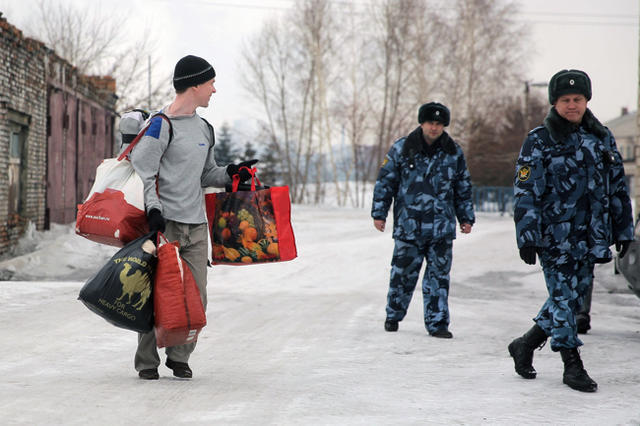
[214,123,239,166]
[242,141,257,160]
[257,140,282,186]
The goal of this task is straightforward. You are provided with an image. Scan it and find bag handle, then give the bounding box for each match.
[156,231,168,247]
[231,166,262,192]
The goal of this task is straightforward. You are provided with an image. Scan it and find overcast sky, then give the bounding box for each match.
[2,0,638,128]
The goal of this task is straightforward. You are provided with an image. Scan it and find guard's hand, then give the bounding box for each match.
[373,219,386,232]
[460,223,472,234]
[519,246,537,265]
[616,240,631,258]
[226,159,259,182]
[147,208,166,234]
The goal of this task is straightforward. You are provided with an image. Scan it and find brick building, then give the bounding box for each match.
[0,14,117,254]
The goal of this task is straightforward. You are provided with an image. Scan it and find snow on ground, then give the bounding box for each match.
[0,206,639,425]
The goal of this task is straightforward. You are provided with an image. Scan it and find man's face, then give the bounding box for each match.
[554,93,587,124]
[193,78,216,108]
[421,120,445,142]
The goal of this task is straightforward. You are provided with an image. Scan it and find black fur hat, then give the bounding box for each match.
[418,102,450,126]
[548,69,591,105]
[173,55,216,91]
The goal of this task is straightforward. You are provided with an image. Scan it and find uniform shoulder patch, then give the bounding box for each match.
[517,165,531,182]
[381,157,389,167]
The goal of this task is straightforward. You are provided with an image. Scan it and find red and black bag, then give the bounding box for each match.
[75,113,171,247]
[205,168,297,265]
[154,232,206,348]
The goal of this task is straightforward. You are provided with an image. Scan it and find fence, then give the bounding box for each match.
[472,186,513,215]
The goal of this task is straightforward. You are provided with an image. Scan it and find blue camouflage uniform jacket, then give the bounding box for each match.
[514,107,634,263]
[371,127,475,242]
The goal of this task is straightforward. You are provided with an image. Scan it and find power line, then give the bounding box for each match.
[519,11,637,20]
[512,18,638,27]
[154,0,639,27]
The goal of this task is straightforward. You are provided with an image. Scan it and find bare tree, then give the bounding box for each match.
[331,3,373,207]
[241,18,304,201]
[27,0,172,113]
[438,0,527,146]
[241,0,529,205]
[241,0,338,204]
[467,94,547,186]
[360,0,451,200]
[291,0,339,204]
[368,0,426,169]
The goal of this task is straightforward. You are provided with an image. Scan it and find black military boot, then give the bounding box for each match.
[384,319,399,332]
[508,324,547,379]
[576,313,591,334]
[576,284,592,334]
[560,348,597,392]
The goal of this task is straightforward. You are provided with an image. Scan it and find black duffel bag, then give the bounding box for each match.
[78,233,157,333]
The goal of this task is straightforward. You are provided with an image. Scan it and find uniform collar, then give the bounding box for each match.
[543,107,608,143]
[405,126,456,156]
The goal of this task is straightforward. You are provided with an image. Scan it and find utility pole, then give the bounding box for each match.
[523,81,547,134]
[148,55,152,110]
[636,0,640,213]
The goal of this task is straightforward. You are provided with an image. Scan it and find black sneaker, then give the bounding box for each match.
[166,358,193,378]
[384,319,399,332]
[138,368,159,380]
[430,328,453,338]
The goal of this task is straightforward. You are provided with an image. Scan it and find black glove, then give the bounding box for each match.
[226,159,259,182]
[147,208,166,234]
[519,246,537,265]
[616,240,631,258]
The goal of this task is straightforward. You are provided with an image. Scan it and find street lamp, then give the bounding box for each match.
[524,81,548,132]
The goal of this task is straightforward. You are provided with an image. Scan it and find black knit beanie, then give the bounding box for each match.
[173,55,216,91]
[418,102,450,126]
[548,69,591,105]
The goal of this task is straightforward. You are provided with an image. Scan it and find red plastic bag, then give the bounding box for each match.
[75,159,148,247]
[205,169,297,265]
[154,233,206,348]
[75,115,170,247]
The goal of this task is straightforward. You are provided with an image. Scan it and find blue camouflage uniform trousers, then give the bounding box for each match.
[386,238,453,333]
[535,250,592,350]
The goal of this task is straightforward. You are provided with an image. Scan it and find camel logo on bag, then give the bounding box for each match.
[116,262,152,310]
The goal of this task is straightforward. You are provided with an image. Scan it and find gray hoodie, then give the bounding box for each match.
[130,111,229,224]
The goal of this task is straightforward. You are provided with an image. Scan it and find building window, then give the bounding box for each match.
[8,124,27,216]
[7,110,31,218]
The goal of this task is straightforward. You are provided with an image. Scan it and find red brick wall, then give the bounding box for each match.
[0,14,116,254]
[0,16,48,254]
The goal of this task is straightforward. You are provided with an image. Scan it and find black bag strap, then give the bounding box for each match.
[200,116,215,147]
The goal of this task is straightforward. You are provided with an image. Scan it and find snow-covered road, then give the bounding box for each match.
[1,206,639,425]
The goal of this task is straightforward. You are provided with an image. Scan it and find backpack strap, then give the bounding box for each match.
[131,108,150,120]
[118,113,173,161]
[200,116,215,146]
[152,112,173,143]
